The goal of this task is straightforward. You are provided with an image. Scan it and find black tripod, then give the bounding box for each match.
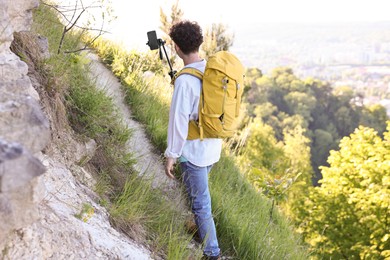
[146,31,176,79]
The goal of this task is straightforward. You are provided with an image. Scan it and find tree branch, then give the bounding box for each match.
[44,0,111,54]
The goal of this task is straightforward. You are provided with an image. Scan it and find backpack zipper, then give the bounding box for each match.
[221,77,229,127]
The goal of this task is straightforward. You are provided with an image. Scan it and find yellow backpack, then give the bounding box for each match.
[172,51,245,140]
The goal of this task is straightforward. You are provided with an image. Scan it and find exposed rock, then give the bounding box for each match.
[34,34,50,60]
[0,0,50,153]
[0,95,50,152]
[0,0,49,247]
[2,153,151,260]
[0,177,45,247]
[0,140,46,245]
[0,0,39,52]
[0,140,46,192]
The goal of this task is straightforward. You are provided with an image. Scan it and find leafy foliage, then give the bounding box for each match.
[211,153,309,259]
[244,66,388,183]
[159,0,184,69]
[295,123,390,259]
[242,66,389,257]
[201,23,234,58]
[91,38,165,76]
[234,117,313,217]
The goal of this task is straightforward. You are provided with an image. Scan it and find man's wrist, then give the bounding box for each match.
[166,157,177,163]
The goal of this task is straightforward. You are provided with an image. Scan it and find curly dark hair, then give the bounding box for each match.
[169,20,203,55]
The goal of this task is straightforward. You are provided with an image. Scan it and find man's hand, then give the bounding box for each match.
[165,157,176,179]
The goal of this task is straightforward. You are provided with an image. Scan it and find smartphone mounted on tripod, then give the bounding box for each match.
[146,31,176,79]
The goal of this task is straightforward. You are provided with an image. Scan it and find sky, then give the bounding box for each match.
[100,0,390,51]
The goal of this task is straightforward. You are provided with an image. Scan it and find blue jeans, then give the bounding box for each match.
[180,161,220,257]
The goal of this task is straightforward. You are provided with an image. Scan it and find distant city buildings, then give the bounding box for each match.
[231,22,390,118]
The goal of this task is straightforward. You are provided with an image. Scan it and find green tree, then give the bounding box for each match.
[306,78,334,129]
[333,85,354,105]
[253,103,286,140]
[246,76,273,106]
[297,123,390,259]
[311,129,334,183]
[159,0,184,42]
[282,125,313,216]
[284,91,316,123]
[271,67,296,91]
[238,118,287,174]
[237,119,296,209]
[201,23,234,58]
[243,67,262,95]
[360,104,388,136]
[281,114,308,137]
[268,67,296,113]
[245,67,263,82]
[333,105,358,137]
[159,0,184,67]
[253,102,277,120]
[43,0,115,54]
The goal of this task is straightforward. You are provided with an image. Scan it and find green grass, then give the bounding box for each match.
[31,3,197,259]
[211,154,308,259]
[109,174,198,259]
[92,38,310,259]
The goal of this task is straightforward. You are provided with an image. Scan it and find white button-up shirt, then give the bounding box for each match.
[164,60,222,167]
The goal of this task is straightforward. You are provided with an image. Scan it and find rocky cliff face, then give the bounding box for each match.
[0,1,152,259]
[0,0,49,245]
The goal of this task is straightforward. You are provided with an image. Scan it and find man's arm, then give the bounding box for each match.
[164,77,192,179]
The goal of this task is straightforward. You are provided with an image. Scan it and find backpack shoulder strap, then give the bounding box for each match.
[170,67,206,140]
[171,67,203,85]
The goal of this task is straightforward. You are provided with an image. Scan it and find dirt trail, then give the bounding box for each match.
[85,51,186,205]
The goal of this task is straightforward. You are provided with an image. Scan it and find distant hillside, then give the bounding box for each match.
[231,21,390,72]
[231,21,390,114]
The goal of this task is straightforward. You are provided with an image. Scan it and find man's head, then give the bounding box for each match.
[169,20,203,55]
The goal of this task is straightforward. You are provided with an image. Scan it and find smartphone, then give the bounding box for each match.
[146,31,159,50]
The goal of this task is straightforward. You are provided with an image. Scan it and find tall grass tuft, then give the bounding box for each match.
[211,153,308,259]
[109,173,197,258]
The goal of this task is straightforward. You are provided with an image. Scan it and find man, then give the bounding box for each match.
[164,20,222,260]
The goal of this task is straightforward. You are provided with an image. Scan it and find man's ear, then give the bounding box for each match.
[174,44,183,57]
